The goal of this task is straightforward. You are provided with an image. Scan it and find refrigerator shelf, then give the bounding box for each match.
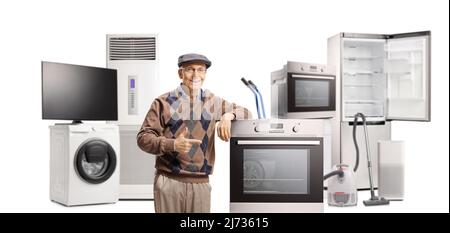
[344,114,384,119]
[387,97,425,102]
[387,58,422,65]
[385,48,423,53]
[343,71,383,76]
[344,84,376,87]
[344,56,383,61]
[345,100,384,104]
[387,72,412,76]
[344,101,385,119]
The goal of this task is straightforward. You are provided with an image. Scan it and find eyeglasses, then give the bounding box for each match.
[182,67,207,74]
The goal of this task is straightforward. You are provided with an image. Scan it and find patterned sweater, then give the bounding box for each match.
[137,84,252,183]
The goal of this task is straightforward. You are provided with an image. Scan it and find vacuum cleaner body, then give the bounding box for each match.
[327,164,358,207]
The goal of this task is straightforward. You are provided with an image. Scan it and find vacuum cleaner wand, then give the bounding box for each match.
[354,113,390,206]
[241,77,266,119]
[248,80,266,119]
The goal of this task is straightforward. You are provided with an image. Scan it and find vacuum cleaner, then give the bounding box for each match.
[324,112,390,207]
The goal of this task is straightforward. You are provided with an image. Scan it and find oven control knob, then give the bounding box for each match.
[292,125,300,133]
[254,126,261,132]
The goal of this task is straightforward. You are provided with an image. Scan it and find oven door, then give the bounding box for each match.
[230,137,323,203]
[287,73,335,112]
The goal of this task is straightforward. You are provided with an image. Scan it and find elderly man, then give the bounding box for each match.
[137,53,251,213]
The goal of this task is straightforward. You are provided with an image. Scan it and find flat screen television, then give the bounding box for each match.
[42,61,118,123]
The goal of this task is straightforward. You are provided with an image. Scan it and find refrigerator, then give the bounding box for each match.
[327,31,431,189]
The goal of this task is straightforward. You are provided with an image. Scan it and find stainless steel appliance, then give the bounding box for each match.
[230,119,325,213]
[271,62,336,119]
[327,31,431,189]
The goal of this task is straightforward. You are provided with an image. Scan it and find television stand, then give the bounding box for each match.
[55,120,83,125]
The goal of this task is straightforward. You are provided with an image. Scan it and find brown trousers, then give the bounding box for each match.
[153,173,211,213]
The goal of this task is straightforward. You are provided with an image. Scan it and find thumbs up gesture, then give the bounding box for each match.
[174,128,202,154]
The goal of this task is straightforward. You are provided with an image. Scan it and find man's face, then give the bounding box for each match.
[178,62,207,94]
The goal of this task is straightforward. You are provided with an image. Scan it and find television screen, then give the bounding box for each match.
[42,61,118,121]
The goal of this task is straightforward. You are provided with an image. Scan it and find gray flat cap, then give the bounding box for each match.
[178,53,211,68]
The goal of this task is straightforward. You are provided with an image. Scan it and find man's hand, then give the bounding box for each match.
[174,128,202,154]
[217,113,234,142]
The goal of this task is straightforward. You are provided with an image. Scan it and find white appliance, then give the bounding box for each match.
[107,34,159,124]
[49,124,120,206]
[327,164,357,206]
[118,125,155,199]
[378,140,405,200]
[328,31,431,189]
[107,34,159,199]
[230,119,325,213]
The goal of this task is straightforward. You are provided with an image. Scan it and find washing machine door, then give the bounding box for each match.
[75,139,117,184]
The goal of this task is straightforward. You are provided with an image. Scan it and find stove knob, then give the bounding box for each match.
[254,126,261,132]
[292,125,300,133]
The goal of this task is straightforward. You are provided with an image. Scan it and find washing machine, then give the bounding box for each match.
[49,124,120,206]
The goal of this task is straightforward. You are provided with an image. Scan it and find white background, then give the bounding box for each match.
[0,0,448,213]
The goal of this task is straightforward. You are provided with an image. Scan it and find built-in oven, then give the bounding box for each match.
[271,62,336,119]
[230,119,324,213]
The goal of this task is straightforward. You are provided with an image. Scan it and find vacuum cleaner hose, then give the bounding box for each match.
[352,113,367,172]
[323,169,344,180]
[323,113,365,180]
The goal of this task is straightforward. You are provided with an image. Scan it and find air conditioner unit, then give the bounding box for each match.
[107,34,159,199]
[106,34,160,125]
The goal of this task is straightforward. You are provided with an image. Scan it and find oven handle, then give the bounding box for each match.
[237,140,321,145]
[291,74,334,80]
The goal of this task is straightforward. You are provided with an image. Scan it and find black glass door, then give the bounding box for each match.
[230,137,323,202]
[288,73,335,112]
[75,139,117,184]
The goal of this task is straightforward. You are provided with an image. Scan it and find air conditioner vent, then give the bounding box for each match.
[109,37,156,60]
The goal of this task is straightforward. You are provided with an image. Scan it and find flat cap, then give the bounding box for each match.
[178,53,211,69]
